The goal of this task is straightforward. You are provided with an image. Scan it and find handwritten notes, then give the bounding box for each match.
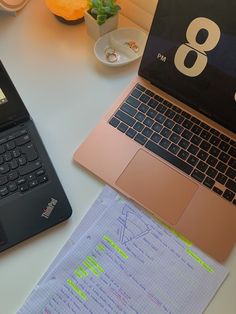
[18,186,228,314]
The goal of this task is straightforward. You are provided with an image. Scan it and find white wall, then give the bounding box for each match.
[117,0,158,30]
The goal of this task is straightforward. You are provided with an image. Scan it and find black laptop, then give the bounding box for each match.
[0,61,72,252]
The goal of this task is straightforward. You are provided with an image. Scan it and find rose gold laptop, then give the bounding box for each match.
[74,0,236,262]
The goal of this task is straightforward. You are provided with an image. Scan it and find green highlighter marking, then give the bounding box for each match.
[186,249,214,273]
[67,279,88,301]
[103,235,128,259]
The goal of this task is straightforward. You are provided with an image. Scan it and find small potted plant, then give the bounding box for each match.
[85,0,121,40]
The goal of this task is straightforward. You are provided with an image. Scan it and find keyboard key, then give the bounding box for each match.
[134,134,147,145]
[136,84,145,92]
[126,96,140,108]
[155,113,166,124]
[203,177,215,189]
[182,111,191,119]
[182,119,193,130]
[147,108,157,118]
[18,156,27,166]
[209,146,220,157]
[0,164,10,174]
[163,100,172,108]
[223,189,235,201]
[142,127,153,138]
[126,128,137,139]
[177,149,189,161]
[19,161,42,176]
[15,134,30,146]
[8,182,17,192]
[228,147,236,158]
[169,133,181,144]
[173,124,184,135]
[213,187,223,195]
[165,109,175,119]
[19,183,29,193]
[115,110,135,127]
[179,139,190,149]
[21,144,38,162]
[228,158,236,169]
[191,170,205,182]
[191,124,202,135]
[143,117,154,127]
[152,122,162,133]
[191,135,201,146]
[182,129,193,140]
[216,173,227,185]
[160,128,171,139]
[164,119,175,129]
[187,155,198,166]
[148,99,158,109]
[140,94,150,103]
[8,171,18,181]
[29,180,38,188]
[187,144,199,155]
[200,130,211,140]
[156,103,167,114]
[133,122,144,132]
[225,167,236,179]
[196,161,208,172]
[206,167,218,179]
[139,103,149,113]
[200,140,211,152]
[0,176,8,186]
[12,148,21,158]
[219,141,230,152]
[0,186,8,196]
[219,152,230,163]
[209,135,220,146]
[197,149,208,161]
[131,88,142,98]
[120,103,137,117]
[145,141,193,175]
[117,123,128,133]
[174,114,184,124]
[169,144,180,155]
[145,89,154,97]
[6,141,15,150]
[216,161,227,173]
[210,128,220,136]
[159,138,171,149]
[135,112,145,122]
[226,179,236,193]
[206,155,217,167]
[150,133,161,144]
[191,169,206,182]
[109,117,119,127]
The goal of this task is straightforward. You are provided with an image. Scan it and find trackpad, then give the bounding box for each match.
[116,150,198,225]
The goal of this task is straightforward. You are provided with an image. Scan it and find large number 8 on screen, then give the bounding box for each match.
[174,17,221,77]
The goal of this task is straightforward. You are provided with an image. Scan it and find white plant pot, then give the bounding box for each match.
[84,11,119,40]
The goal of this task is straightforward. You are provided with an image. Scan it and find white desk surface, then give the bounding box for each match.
[0,1,235,313]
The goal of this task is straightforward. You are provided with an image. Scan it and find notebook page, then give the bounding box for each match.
[17,187,228,314]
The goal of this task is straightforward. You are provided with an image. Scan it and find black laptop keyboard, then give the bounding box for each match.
[0,128,48,198]
[109,83,236,205]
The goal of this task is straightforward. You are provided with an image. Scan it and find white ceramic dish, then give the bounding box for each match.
[94,28,147,67]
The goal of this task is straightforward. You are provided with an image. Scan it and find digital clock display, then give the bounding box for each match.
[139,0,236,133]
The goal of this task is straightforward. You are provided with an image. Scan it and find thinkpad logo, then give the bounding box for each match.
[41,198,58,219]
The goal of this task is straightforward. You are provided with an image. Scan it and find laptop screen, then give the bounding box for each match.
[139,0,236,133]
[0,61,28,129]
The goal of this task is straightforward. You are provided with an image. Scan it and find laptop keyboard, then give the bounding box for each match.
[0,128,48,199]
[109,83,236,205]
